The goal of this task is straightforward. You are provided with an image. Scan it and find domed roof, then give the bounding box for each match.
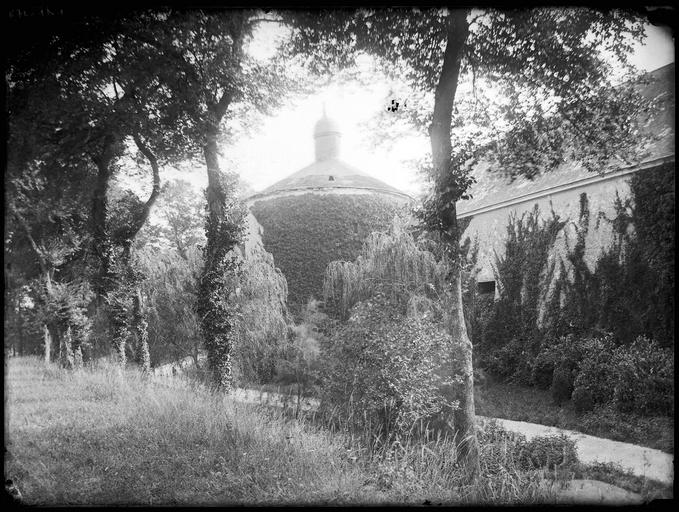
[252,158,410,199]
[313,114,342,137]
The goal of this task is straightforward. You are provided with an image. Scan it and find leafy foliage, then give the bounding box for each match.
[323,216,448,320]
[609,336,674,416]
[478,421,578,472]
[136,246,203,367]
[550,167,675,346]
[228,221,291,385]
[274,299,327,397]
[479,205,566,382]
[251,193,407,312]
[320,293,457,441]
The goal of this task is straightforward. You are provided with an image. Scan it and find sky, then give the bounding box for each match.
[162,20,674,200]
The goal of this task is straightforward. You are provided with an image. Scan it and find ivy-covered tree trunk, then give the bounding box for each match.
[133,288,151,373]
[60,324,75,369]
[428,10,480,478]
[197,121,244,391]
[92,140,129,366]
[43,324,51,365]
[91,133,161,369]
[72,327,84,370]
[109,294,129,367]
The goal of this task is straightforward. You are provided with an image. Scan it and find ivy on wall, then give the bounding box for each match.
[478,162,675,384]
[251,193,408,312]
[551,163,675,346]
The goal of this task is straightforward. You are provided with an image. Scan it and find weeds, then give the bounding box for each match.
[6,357,566,505]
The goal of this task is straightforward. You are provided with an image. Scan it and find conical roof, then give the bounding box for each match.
[253,158,410,198]
[249,110,411,201]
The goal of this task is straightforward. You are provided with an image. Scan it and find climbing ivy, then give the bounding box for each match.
[251,193,409,313]
[479,161,675,388]
[551,164,675,346]
[480,205,566,382]
[196,172,247,390]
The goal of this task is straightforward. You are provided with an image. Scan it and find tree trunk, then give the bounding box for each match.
[428,9,479,477]
[60,325,74,369]
[133,288,151,373]
[73,341,83,370]
[110,297,128,367]
[447,271,480,477]
[197,120,242,391]
[43,324,51,365]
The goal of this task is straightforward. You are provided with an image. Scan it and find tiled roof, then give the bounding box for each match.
[458,63,675,216]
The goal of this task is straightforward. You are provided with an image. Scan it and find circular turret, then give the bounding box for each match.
[248,109,412,312]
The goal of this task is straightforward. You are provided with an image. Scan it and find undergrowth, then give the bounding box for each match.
[6,356,561,506]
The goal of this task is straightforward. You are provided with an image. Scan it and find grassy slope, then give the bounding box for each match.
[5,357,380,505]
[6,357,554,506]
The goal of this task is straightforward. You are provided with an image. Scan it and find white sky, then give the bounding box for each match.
[161,21,674,199]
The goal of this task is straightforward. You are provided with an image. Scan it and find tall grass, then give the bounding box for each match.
[6,356,558,505]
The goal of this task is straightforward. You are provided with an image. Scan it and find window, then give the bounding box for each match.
[478,281,495,295]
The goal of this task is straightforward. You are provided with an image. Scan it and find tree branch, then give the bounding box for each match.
[12,207,48,275]
[131,131,162,239]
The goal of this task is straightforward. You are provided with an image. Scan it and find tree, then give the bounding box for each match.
[6,8,205,367]
[138,179,206,260]
[129,10,297,389]
[285,6,652,476]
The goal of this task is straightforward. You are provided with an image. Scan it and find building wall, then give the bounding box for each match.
[461,170,636,285]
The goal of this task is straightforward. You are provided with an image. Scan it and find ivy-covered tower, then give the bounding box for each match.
[248,111,412,312]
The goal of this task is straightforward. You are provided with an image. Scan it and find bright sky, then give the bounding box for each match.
[164,20,674,199]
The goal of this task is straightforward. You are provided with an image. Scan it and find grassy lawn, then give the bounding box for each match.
[6,356,556,506]
[475,378,674,454]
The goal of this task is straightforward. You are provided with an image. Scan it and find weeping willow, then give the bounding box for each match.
[229,224,291,384]
[323,216,449,320]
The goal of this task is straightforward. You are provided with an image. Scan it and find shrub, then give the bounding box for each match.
[579,403,674,453]
[320,293,457,441]
[275,299,326,396]
[522,434,578,470]
[483,337,534,385]
[477,422,578,472]
[612,336,674,416]
[230,237,290,385]
[571,335,618,413]
[530,343,560,389]
[477,421,529,475]
[550,365,573,405]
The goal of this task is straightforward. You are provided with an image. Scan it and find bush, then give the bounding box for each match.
[483,337,534,385]
[477,421,529,475]
[477,422,578,472]
[612,336,674,416]
[320,293,457,441]
[530,338,562,389]
[579,403,674,453]
[550,365,573,406]
[571,335,618,413]
[522,434,578,470]
[274,299,326,396]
